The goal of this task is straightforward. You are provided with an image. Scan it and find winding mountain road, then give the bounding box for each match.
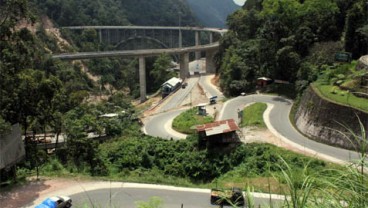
[219,95,360,164]
[144,70,361,164]
[27,182,283,208]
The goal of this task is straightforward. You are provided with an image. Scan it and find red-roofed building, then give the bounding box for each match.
[196,119,240,149]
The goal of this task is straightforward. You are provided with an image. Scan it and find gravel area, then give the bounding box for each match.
[0,177,78,208]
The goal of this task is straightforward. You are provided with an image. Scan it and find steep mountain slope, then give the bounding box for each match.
[121,0,198,26]
[185,0,240,28]
[31,0,198,26]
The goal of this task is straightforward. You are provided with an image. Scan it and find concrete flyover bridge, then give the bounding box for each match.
[53,26,227,102]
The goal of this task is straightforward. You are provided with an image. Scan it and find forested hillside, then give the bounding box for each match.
[30,0,198,26]
[218,0,368,96]
[0,0,197,180]
[185,0,240,28]
[0,0,200,132]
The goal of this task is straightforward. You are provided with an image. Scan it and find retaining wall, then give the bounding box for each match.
[295,86,368,151]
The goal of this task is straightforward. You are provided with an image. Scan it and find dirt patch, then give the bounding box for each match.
[211,74,220,88]
[180,81,209,107]
[239,127,320,158]
[0,177,78,208]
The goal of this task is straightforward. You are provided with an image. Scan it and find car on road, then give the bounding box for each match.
[36,196,72,208]
[182,82,188,89]
[210,187,244,207]
[209,96,217,104]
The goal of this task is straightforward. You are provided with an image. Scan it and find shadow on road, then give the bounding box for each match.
[272,97,292,105]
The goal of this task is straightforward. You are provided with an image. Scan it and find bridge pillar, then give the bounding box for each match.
[179,52,189,79]
[209,32,213,44]
[99,29,102,43]
[206,49,217,74]
[179,29,182,48]
[139,56,147,103]
[195,31,201,60]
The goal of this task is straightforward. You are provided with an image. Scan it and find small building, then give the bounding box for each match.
[197,103,208,116]
[162,77,182,98]
[256,77,273,87]
[196,119,240,149]
[1,124,25,181]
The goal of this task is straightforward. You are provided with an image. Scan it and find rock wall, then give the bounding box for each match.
[295,86,368,151]
[356,55,368,70]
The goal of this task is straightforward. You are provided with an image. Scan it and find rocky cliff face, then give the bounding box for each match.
[295,86,368,151]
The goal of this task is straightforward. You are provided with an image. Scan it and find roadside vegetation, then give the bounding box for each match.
[17,135,336,192]
[172,108,214,134]
[312,61,368,112]
[219,0,367,98]
[18,130,368,207]
[240,103,267,128]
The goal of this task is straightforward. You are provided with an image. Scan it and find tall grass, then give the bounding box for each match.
[240,103,267,128]
[272,117,367,208]
[172,107,214,134]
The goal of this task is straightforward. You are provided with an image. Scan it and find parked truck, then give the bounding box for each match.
[210,187,245,207]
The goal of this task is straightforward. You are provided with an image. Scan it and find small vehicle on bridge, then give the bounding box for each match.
[210,187,245,207]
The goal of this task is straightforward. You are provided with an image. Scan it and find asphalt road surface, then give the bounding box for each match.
[157,77,199,113]
[199,75,223,99]
[219,94,360,163]
[70,188,283,208]
[144,109,187,139]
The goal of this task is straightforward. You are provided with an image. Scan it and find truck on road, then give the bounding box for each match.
[210,187,245,207]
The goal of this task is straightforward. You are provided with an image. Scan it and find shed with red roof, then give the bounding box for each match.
[196,119,240,149]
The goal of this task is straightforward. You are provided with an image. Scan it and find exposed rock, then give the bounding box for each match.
[295,86,368,151]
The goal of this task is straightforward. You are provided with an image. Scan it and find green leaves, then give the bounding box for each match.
[219,0,362,96]
[149,53,175,90]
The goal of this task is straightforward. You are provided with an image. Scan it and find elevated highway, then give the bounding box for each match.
[53,26,227,102]
[52,42,219,59]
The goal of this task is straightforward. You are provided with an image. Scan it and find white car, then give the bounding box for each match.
[50,196,72,208]
[36,196,72,208]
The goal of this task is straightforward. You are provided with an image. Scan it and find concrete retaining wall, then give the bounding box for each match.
[294,86,368,151]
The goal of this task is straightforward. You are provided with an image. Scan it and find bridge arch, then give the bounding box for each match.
[54,26,227,102]
[115,36,170,50]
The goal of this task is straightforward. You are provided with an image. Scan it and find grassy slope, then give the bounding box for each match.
[172,108,214,134]
[312,83,368,113]
[240,103,267,128]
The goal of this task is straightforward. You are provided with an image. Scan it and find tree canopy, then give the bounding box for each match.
[219,0,368,96]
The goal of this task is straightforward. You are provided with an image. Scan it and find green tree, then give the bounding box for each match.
[300,0,340,41]
[227,9,261,40]
[344,0,368,58]
[149,53,175,90]
[0,116,11,134]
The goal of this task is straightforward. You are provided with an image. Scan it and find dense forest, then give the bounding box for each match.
[29,0,198,27]
[218,0,368,96]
